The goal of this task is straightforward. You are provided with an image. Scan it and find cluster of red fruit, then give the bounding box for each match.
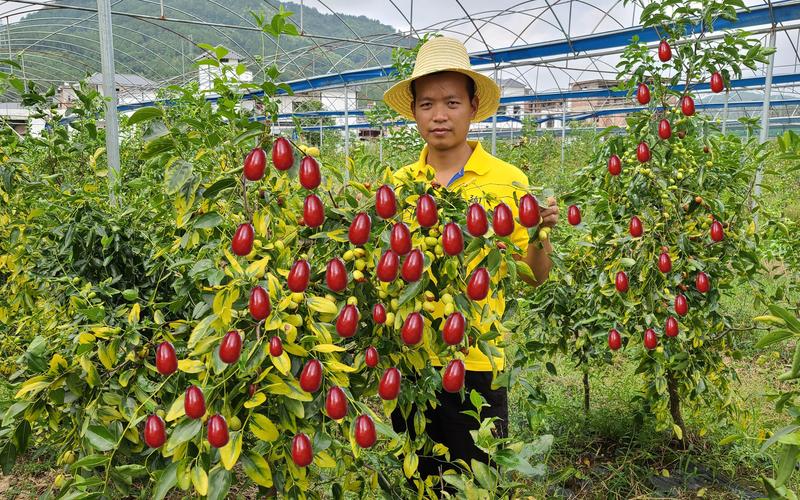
[143,137,545,468]
[564,39,726,353]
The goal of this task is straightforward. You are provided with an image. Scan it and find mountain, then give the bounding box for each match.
[7,0,409,87]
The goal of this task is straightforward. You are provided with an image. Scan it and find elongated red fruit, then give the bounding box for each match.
[675,294,688,316]
[615,271,629,293]
[607,155,621,176]
[710,220,724,242]
[658,252,672,273]
[335,304,359,338]
[299,156,321,190]
[401,249,424,282]
[519,194,541,227]
[184,385,206,420]
[272,137,294,171]
[377,250,399,282]
[567,205,581,225]
[375,185,397,219]
[401,312,424,345]
[243,147,266,181]
[416,194,438,227]
[378,367,401,400]
[231,223,255,256]
[219,330,242,364]
[349,212,372,246]
[291,433,313,467]
[442,359,465,393]
[442,222,464,255]
[325,258,347,292]
[288,259,311,292]
[466,203,488,236]
[637,142,651,163]
[467,267,490,301]
[300,359,323,393]
[658,119,672,140]
[155,341,177,376]
[637,83,650,105]
[303,194,325,228]
[354,414,377,448]
[696,272,710,293]
[629,216,643,237]
[249,285,271,320]
[658,40,672,62]
[325,386,348,420]
[390,222,412,256]
[207,414,229,448]
[644,328,658,350]
[143,414,166,448]
[372,303,387,324]
[608,329,621,350]
[710,71,724,93]
[442,312,465,345]
[364,346,379,368]
[665,316,679,337]
[269,336,283,356]
[681,95,695,116]
[492,202,514,237]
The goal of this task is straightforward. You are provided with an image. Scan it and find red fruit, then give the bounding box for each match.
[354,414,377,448]
[607,155,621,176]
[249,286,271,321]
[272,137,294,171]
[629,216,643,237]
[644,328,658,350]
[681,95,695,116]
[269,336,283,357]
[303,194,325,228]
[466,203,488,237]
[665,316,679,337]
[658,119,672,140]
[291,433,313,467]
[442,359,466,393]
[519,194,541,227]
[696,272,710,293]
[615,271,629,293]
[184,385,206,420]
[416,194,438,227]
[219,330,242,364]
[231,223,255,256]
[710,71,724,93]
[288,259,311,292]
[467,267,490,301]
[492,202,515,237]
[155,341,177,376]
[299,359,323,393]
[299,156,321,190]
[608,329,621,350]
[325,386,348,420]
[658,40,672,62]
[372,303,387,324]
[248,384,257,398]
[375,185,397,219]
[349,212,372,246]
[658,252,672,273]
[364,346,379,368]
[143,414,166,448]
[675,294,688,316]
[243,147,266,181]
[401,249,424,282]
[442,222,464,255]
[378,367,401,400]
[207,414,229,448]
[567,204,581,226]
[401,312,424,345]
[377,250,399,282]
[325,258,348,292]
[336,304,359,338]
[637,142,651,163]
[637,83,650,105]
[710,220,724,242]
[390,222,412,255]
[442,312,466,345]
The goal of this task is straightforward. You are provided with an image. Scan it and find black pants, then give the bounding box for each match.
[390,370,508,487]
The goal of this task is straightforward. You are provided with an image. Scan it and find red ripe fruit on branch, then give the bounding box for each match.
[442,222,465,255]
[219,330,242,364]
[378,367,401,400]
[658,40,672,62]
[492,202,515,236]
[416,194,438,227]
[364,346,379,368]
[298,156,321,190]
[249,285,271,321]
[710,71,724,93]
[325,258,348,292]
[519,194,541,226]
[291,433,313,467]
[143,415,166,448]
[608,329,622,350]
[644,328,658,350]
[231,223,255,256]
[658,119,672,140]
[303,194,325,228]
[401,312,424,345]
[354,415,377,448]
[710,220,724,242]
[207,414,229,448]
[615,271,629,293]
[607,155,621,176]
[442,359,466,393]
[675,294,688,316]
[288,259,311,292]
[442,312,466,345]
[325,386,348,420]
[658,252,672,273]
[299,359,323,393]
[665,316,679,337]
[401,249,424,282]
[390,222,412,256]
[272,137,294,171]
[696,272,710,293]
[377,250,399,282]
[348,212,372,246]
[335,304,359,338]
[372,303,387,324]
[567,204,581,226]
[637,142,651,163]
[243,147,266,181]
[375,185,397,219]
[269,336,283,357]
[681,95,695,116]
[155,341,178,376]
[466,203,488,236]
[637,83,651,105]
[629,216,643,237]
[184,385,206,420]
[467,267,490,301]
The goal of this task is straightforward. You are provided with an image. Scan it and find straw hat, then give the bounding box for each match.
[383,36,500,123]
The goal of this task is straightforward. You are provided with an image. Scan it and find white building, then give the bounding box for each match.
[196,50,253,92]
[57,73,159,109]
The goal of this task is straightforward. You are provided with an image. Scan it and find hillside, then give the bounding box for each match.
[9,0,408,86]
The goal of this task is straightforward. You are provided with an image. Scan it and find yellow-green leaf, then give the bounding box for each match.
[325,359,356,373]
[243,392,266,409]
[246,257,271,278]
[271,352,291,375]
[223,248,244,275]
[403,451,419,478]
[315,451,337,468]
[219,431,242,471]
[306,296,338,315]
[673,424,683,441]
[191,465,209,496]
[79,356,100,387]
[166,394,186,422]
[78,332,96,344]
[250,414,279,442]
[312,344,346,353]
[15,376,50,398]
[242,451,273,487]
[178,359,205,374]
[128,303,141,324]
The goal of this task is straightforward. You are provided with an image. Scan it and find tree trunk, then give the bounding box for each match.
[583,370,590,414]
[666,371,686,447]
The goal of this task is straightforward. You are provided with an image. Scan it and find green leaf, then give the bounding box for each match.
[403,452,418,478]
[250,414,279,442]
[84,425,116,452]
[166,419,201,452]
[194,212,222,229]
[207,467,232,500]
[755,329,795,348]
[127,106,162,126]
[471,459,497,490]
[152,461,178,500]
[241,451,273,487]
[219,431,242,470]
[203,178,237,199]
[71,454,109,471]
[164,159,193,195]
[769,305,800,333]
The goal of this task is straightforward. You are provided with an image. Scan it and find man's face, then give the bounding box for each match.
[411,72,478,152]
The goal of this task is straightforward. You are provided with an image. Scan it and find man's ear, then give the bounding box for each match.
[471,96,479,119]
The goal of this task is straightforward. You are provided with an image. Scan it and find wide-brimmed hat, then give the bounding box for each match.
[383,36,500,123]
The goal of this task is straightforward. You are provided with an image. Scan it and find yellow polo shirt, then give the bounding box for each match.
[392,140,530,372]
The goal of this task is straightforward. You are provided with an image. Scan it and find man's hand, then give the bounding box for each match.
[540,196,559,229]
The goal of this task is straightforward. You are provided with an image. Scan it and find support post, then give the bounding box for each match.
[754,28,777,222]
[722,88,729,134]
[97,0,120,204]
[491,68,498,155]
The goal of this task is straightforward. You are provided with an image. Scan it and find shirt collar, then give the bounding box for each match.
[413,140,491,178]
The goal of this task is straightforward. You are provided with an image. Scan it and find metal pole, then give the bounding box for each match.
[561,100,567,167]
[344,84,350,182]
[722,88,729,134]
[300,0,304,33]
[755,29,777,211]
[97,0,120,204]
[379,124,383,165]
[491,68,498,155]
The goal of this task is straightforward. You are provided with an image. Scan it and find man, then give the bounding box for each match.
[382,36,559,489]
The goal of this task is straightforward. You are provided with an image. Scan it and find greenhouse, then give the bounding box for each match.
[0,0,799,498]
